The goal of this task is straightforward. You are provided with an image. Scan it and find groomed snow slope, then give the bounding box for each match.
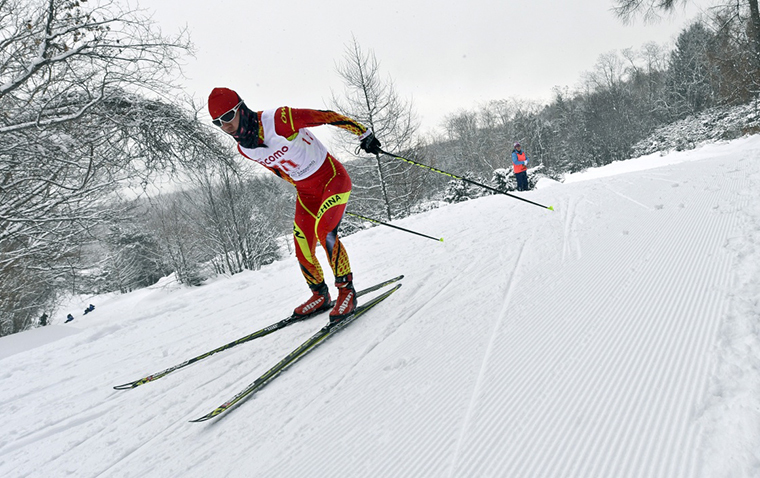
[1,136,759,478]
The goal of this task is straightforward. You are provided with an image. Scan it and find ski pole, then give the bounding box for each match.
[378,149,554,211]
[346,212,443,242]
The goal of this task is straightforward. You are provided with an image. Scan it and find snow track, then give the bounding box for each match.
[1,137,759,477]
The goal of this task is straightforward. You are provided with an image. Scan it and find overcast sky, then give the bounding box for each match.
[147,0,714,136]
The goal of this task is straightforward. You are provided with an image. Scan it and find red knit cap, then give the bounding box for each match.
[208,87,241,119]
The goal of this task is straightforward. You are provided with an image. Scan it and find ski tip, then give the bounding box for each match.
[439,237,444,242]
[189,413,216,423]
[548,205,554,211]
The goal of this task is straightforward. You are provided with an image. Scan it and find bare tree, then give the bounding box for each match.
[441,99,544,175]
[617,2,760,106]
[147,194,206,287]
[181,163,286,277]
[613,0,687,22]
[444,110,488,170]
[0,0,226,335]
[330,36,420,221]
[101,216,167,294]
[613,0,760,60]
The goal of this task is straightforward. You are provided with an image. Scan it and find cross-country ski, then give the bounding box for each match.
[112,276,403,390]
[191,283,401,422]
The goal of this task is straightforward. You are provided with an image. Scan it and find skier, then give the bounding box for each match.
[207,87,381,324]
[511,142,530,191]
[65,314,74,323]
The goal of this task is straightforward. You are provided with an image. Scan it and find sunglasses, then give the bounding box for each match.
[212,101,242,126]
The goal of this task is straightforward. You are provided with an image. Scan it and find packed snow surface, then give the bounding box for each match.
[2,136,759,477]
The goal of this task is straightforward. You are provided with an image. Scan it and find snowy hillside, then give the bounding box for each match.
[632,101,760,156]
[1,135,759,477]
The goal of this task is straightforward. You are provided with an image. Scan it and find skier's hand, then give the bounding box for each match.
[524,159,529,165]
[359,130,382,155]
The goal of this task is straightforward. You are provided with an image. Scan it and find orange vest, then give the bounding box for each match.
[513,151,527,174]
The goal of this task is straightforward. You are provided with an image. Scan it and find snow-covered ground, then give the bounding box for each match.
[1,135,759,478]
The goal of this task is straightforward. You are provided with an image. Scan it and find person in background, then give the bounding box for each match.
[207,87,382,325]
[511,142,530,191]
[65,314,74,323]
[39,313,48,326]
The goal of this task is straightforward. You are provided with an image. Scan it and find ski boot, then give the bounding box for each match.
[329,274,357,325]
[293,282,331,320]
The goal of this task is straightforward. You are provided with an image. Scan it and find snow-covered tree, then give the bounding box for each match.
[0,0,225,335]
[667,22,718,118]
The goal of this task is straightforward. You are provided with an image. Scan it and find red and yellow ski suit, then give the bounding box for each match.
[236,107,367,287]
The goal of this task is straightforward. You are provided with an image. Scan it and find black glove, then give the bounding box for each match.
[359,131,382,155]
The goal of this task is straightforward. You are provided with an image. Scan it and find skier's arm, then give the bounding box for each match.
[274,107,368,138]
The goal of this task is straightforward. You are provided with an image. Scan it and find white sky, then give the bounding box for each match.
[147,0,714,135]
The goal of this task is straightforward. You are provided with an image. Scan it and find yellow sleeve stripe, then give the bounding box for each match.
[287,107,295,133]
